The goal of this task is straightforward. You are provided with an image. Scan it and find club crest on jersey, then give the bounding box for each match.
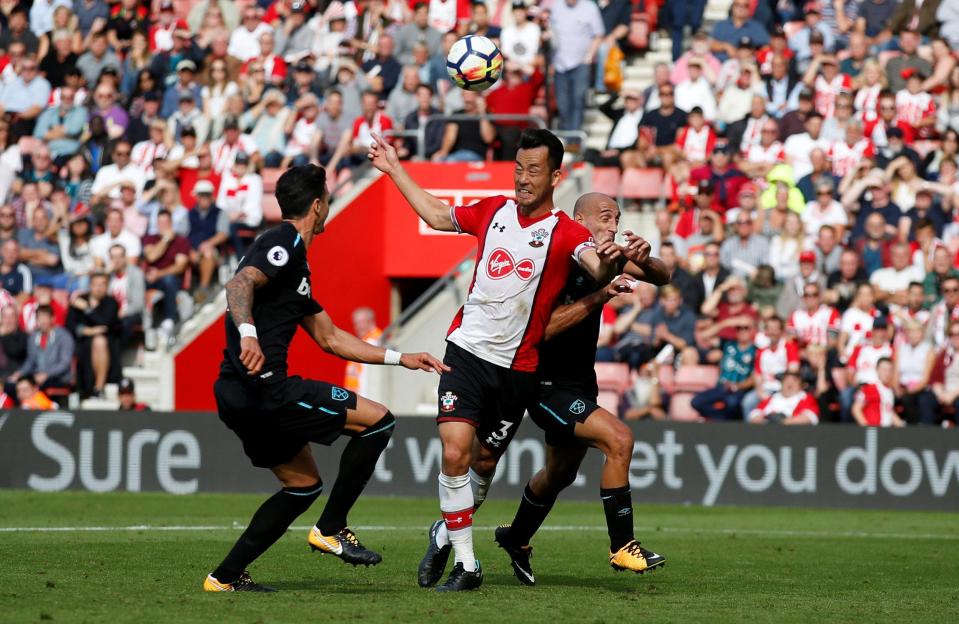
[267,246,289,267]
[487,248,534,281]
[440,391,458,413]
[529,228,548,247]
[331,387,349,401]
[569,399,586,415]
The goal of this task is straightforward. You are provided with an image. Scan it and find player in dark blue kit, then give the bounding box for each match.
[418,192,671,587]
[204,165,447,592]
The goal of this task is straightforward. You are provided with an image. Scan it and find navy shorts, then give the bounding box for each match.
[214,373,356,468]
[436,342,538,456]
[528,379,601,448]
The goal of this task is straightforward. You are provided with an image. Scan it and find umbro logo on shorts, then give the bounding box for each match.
[569,400,586,415]
[331,387,349,401]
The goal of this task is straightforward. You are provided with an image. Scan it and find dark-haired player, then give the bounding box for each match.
[203,165,447,592]
[370,128,628,591]
[421,193,670,587]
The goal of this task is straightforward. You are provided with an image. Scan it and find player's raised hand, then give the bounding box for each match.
[400,352,451,375]
[239,336,265,376]
[595,240,622,264]
[368,131,400,174]
[622,230,651,265]
[605,275,634,299]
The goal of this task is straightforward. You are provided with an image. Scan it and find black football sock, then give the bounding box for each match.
[508,483,558,547]
[600,485,634,552]
[316,412,395,535]
[212,480,323,583]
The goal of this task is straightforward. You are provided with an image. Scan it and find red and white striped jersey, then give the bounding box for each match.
[131,139,169,176]
[814,73,852,118]
[840,306,879,360]
[675,125,716,163]
[754,338,800,392]
[848,341,895,385]
[209,134,259,174]
[788,304,840,347]
[447,196,595,371]
[854,84,882,116]
[855,383,896,426]
[745,141,786,165]
[752,391,820,424]
[829,138,874,178]
[895,90,936,128]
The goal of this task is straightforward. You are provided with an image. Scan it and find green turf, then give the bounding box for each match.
[1,491,957,623]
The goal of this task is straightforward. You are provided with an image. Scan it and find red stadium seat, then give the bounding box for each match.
[261,168,284,193]
[597,390,621,415]
[657,365,675,395]
[620,167,664,200]
[592,167,622,197]
[595,362,631,392]
[668,393,703,421]
[673,365,719,393]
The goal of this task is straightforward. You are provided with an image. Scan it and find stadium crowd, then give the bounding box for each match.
[592,0,959,426]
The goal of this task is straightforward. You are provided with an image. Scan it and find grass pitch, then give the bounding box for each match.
[1,491,957,623]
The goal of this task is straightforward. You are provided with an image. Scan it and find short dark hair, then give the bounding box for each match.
[518,128,564,172]
[877,357,893,368]
[416,82,434,94]
[660,241,675,251]
[17,374,36,387]
[916,217,935,231]
[36,304,53,317]
[275,165,328,219]
[157,209,172,220]
[766,315,784,329]
[908,281,923,290]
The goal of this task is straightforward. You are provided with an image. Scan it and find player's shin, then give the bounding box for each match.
[469,466,494,511]
[212,480,324,583]
[316,412,395,534]
[439,472,477,572]
[600,485,635,552]
[507,481,559,547]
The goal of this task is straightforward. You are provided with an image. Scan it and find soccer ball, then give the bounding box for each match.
[446,35,504,92]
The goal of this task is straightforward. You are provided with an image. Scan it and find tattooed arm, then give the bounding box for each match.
[225,266,269,375]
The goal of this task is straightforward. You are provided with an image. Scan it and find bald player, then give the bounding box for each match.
[417,193,672,586]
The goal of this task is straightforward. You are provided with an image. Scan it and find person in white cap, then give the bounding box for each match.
[161,59,203,118]
[188,180,229,303]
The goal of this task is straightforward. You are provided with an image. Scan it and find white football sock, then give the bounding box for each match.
[435,521,450,547]
[438,472,476,572]
[469,467,494,511]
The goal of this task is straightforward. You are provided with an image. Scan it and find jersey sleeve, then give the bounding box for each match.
[786,340,800,365]
[555,219,596,265]
[795,393,820,424]
[242,228,299,280]
[449,195,506,235]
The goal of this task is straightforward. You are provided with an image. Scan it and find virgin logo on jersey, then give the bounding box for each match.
[487,248,534,281]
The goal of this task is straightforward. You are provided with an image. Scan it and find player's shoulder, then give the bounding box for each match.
[248,223,304,262]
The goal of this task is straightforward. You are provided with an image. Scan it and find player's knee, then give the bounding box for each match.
[281,479,324,511]
[359,410,395,443]
[471,455,497,478]
[442,444,471,473]
[603,419,634,464]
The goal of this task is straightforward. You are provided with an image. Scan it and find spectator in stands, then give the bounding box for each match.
[720,212,769,279]
[210,115,259,174]
[929,319,959,424]
[728,94,771,154]
[691,318,757,419]
[825,248,867,311]
[838,283,880,365]
[821,92,856,143]
[748,368,820,424]
[923,246,959,307]
[787,280,840,349]
[548,0,603,139]
[89,81,130,143]
[341,306,383,395]
[243,89,290,168]
[896,319,937,424]
[645,284,698,362]
[67,271,119,398]
[33,84,87,161]
[91,141,145,201]
[871,242,925,305]
[433,91,495,162]
[395,2,442,65]
[188,180,229,304]
[675,107,716,167]
[928,275,959,347]
[91,209,141,268]
[0,239,33,298]
[701,276,759,353]
[142,209,188,332]
[738,117,785,178]
[161,60,203,119]
[15,375,55,410]
[348,90,393,167]
[769,212,806,284]
[640,83,687,155]
[18,205,61,284]
[784,113,830,180]
[0,205,16,243]
[499,1,540,71]
[796,148,837,202]
[107,243,144,345]
[485,62,543,160]
[885,29,932,93]
[852,357,905,427]
[710,0,768,62]
[1,6,40,54]
[0,57,51,135]
[812,225,842,275]
[386,66,420,127]
[764,53,801,119]
[0,304,27,378]
[663,1,707,62]
[399,83,444,161]
[217,152,263,256]
[688,241,729,315]
[675,59,717,122]
[19,282,67,333]
[117,376,150,411]
[229,5,272,62]
[281,93,322,167]
[803,179,846,239]
[9,303,74,391]
[362,34,402,99]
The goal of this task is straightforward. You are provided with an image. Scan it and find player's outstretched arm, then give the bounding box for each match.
[301,310,450,374]
[225,266,269,375]
[367,131,456,232]
[578,241,622,283]
[544,275,633,341]
[620,231,671,286]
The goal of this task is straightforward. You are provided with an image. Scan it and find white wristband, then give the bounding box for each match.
[238,323,258,339]
[384,349,402,365]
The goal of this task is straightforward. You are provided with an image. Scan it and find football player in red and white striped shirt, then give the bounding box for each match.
[853,358,905,427]
[368,129,656,590]
[748,370,819,424]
